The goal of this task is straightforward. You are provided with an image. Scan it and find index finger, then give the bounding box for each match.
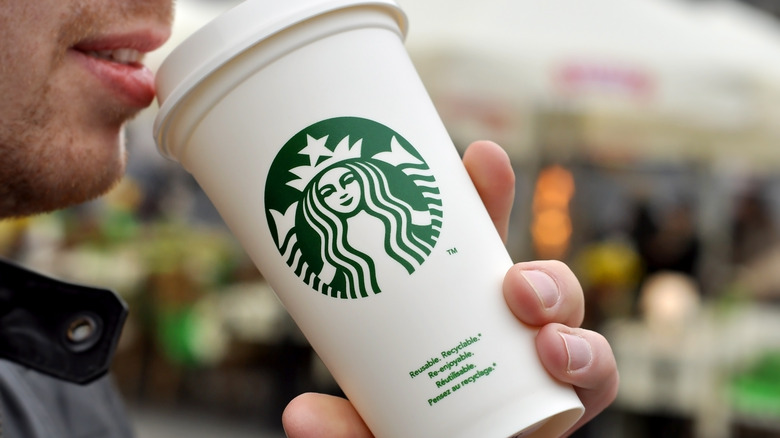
[462,141,515,242]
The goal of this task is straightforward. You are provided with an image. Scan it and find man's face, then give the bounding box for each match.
[0,0,173,218]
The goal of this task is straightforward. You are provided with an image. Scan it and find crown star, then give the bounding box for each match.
[287,135,363,191]
[299,135,331,167]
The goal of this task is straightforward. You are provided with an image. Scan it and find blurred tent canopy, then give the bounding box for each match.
[399,0,780,170]
[148,0,780,170]
[688,0,780,171]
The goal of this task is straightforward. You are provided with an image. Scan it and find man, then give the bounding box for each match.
[0,1,617,437]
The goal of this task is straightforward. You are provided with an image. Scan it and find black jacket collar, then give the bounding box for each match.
[0,258,127,384]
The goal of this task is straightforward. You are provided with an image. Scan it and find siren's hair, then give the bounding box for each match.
[301,159,433,298]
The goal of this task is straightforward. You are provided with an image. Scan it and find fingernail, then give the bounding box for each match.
[521,270,559,309]
[560,332,593,372]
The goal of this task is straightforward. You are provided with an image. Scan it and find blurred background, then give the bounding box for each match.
[2,0,780,436]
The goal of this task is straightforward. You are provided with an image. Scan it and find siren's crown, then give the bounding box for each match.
[287,135,363,191]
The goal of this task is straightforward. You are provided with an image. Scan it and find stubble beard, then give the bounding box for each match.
[0,88,129,219]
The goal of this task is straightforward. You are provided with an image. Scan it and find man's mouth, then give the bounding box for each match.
[82,48,145,65]
[71,32,169,108]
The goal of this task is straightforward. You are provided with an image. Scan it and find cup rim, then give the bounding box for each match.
[153,0,408,160]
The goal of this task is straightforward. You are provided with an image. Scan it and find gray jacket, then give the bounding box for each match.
[0,259,133,437]
[0,360,133,438]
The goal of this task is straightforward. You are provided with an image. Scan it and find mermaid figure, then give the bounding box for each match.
[301,159,434,298]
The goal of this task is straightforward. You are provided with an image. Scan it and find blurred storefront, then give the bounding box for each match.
[402,1,780,436]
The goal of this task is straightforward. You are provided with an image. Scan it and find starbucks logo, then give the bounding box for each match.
[266,117,443,299]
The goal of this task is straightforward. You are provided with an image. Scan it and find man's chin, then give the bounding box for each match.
[0,160,126,219]
[0,186,116,219]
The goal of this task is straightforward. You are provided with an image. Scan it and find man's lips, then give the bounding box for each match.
[71,31,169,108]
[70,50,156,108]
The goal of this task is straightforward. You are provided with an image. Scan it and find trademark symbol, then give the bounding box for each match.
[447,248,459,255]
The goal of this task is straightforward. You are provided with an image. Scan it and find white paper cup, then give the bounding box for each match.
[154,1,584,436]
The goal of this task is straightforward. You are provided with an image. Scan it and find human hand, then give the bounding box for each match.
[282,141,618,438]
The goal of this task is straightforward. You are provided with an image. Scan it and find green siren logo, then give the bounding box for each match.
[266,117,443,299]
